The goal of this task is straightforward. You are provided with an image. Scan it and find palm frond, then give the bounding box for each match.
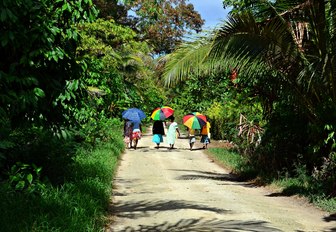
[162,36,213,87]
[210,11,300,77]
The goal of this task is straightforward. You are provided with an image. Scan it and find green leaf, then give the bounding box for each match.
[62,3,68,11]
[36,167,42,174]
[15,181,25,190]
[27,174,33,184]
[34,88,45,98]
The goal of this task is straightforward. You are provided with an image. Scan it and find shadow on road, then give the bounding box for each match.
[171,169,255,185]
[110,199,230,220]
[107,216,281,232]
[324,213,336,222]
[108,199,282,231]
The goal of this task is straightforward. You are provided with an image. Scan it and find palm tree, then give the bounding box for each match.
[164,0,336,122]
[162,1,336,176]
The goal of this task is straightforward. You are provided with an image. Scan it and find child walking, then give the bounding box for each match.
[132,121,142,150]
[188,127,196,150]
[200,121,211,149]
[166,116,180,150]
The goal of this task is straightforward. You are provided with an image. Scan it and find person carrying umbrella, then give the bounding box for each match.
[122,108,146,149]
[188,127,197,150]
[152,120,165,149]
[183,112,207,150]
[123,119,133,149]
[131,120,142,150]
[200,120,211,149]
[151,106,175,149]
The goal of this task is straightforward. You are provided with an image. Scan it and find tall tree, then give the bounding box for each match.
[93,0,128,20]
[93,0,205,54]
[77,18,166,118]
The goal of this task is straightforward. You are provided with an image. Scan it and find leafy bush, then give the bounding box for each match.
[312,152,336,197]
[0,119,124,231]
[6,162,45,194]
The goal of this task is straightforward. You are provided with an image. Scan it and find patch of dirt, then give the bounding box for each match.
[207,139,235,149]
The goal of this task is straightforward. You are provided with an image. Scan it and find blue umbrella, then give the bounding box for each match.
[122,108,146,122]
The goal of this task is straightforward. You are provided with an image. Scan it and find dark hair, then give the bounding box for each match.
[169,116,175,121]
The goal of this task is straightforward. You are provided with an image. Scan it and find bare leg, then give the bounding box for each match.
[190,142,194,150]
[134,139,138,149]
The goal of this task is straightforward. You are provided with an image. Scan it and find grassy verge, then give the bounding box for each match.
[207,147,336,213]
[271,177,336,213]
[0,130,124,231]
[206,147,258,180]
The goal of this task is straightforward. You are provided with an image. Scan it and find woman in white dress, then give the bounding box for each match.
[166,116,180,150]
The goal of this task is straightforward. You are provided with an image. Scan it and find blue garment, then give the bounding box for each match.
[152,134,163,144]
[201,135,210,144]
[133,121,140,130]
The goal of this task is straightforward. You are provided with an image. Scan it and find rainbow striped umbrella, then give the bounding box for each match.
[183,112,207,129]
[151,106,174,120]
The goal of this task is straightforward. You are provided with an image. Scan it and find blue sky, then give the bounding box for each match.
[189,0,230,30]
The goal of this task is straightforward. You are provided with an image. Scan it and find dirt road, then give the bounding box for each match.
[106,129,335,232]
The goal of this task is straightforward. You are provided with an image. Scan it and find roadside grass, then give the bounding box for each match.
[0,130,124,231]
[207,147,258,180]
[271,177,336,213]
[207,147,336,213]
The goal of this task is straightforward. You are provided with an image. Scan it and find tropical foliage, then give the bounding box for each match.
[1,0,335,229]
[163,0,336,196]
[0,0,170,229]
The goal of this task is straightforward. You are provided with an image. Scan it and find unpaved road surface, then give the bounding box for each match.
[106,129,335,232]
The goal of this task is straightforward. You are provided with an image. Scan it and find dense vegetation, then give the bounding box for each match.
[0,0,335,230]
[0,0,204,230]
[163,0,336,210]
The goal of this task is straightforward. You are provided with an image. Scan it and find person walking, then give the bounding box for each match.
[131,121,142,150]
[166,116,180,150]
[123,119,133,149]
[152,120,165,148]
[200,121,211,149]
[188,127,196,150]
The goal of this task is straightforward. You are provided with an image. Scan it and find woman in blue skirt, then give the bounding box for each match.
[152,120,165,148]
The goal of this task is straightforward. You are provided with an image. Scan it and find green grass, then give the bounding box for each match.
[207,147,258,180]
[0,133,124,231]
[271,178,336,213]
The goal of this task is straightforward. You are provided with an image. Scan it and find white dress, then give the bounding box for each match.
[167,122,178,145]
